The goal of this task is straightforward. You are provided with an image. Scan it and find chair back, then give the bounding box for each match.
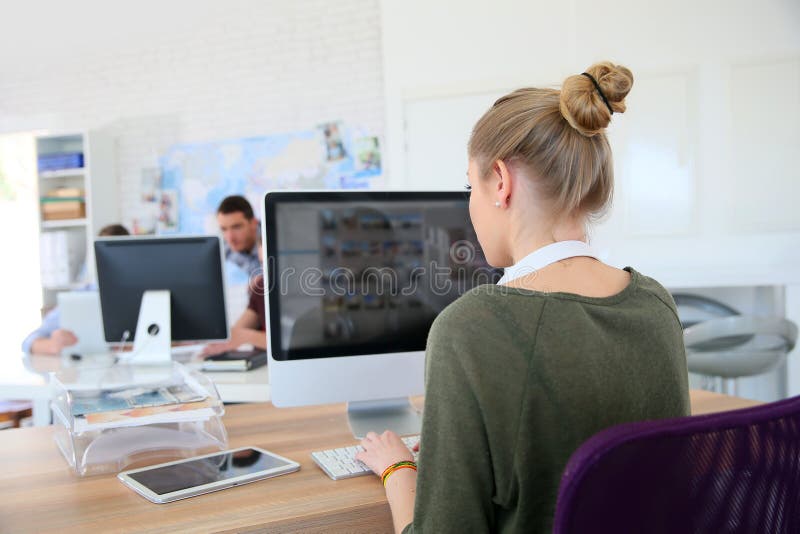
[553,395,800,533]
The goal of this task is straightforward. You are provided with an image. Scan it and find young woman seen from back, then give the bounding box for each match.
[358,61,690,533]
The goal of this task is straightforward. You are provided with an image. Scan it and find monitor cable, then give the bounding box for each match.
[116,331,157,365]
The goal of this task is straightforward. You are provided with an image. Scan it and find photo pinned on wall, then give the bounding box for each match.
[354,136,381,174]
[318,121,347,162]
[131,211,157,235]
[157,189,179,233]
[141,167,162,203]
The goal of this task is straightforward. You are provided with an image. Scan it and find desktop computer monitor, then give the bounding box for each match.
[263,191,499,437]
[94,236,229,363]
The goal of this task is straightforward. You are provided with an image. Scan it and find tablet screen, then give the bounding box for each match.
[127,449,292,495]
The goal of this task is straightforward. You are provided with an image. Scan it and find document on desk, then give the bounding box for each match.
[54,362,224,433]
[69,380,215,432]
[71,383,205,416]
[75,398,218,432]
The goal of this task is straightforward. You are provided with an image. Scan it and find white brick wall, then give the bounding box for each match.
[0,0,385,227]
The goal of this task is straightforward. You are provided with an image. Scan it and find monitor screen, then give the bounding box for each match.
[94,236,228,343]
[264,191,499,361]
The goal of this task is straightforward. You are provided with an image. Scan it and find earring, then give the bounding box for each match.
[494,201,501,208]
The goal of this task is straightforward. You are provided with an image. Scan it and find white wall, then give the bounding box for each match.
[381,0,800,191]
[380,0,800,394]
[380,0,800,275]
[0,135,41,355]
[0,0,385,228]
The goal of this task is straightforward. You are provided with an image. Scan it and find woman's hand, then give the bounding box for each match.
[357,431,419,532]
[355,430,414,476]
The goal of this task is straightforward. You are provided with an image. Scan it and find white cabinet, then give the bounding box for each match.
[36,131,117,310]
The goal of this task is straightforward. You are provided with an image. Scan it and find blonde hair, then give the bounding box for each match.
[468,61,633,220]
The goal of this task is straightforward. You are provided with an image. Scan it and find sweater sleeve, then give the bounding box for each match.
[21,307,60,353]
[402,313,495,534]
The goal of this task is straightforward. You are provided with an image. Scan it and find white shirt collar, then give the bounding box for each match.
[497,240,598,285]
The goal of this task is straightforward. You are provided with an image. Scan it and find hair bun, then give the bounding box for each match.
[559,61,633,137]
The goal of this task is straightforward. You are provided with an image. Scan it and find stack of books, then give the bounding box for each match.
[41,187,86,220]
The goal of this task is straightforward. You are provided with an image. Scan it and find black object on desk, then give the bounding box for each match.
[201,350,267,372]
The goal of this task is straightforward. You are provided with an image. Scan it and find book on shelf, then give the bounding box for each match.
[201,350,268,372]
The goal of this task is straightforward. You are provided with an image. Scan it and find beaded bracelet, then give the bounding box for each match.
[381,461,417,486]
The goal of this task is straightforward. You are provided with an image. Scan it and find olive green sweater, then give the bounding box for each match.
[402,268,690,534]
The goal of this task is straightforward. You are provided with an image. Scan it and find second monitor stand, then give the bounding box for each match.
[129,290,173,365]
[346,397,422,439]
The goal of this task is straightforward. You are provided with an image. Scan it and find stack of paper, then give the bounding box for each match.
[40,230,84,287]
[57,363,223,433]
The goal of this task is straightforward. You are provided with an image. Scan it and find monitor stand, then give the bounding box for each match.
[346,398,422,439]
[129,290,172,365]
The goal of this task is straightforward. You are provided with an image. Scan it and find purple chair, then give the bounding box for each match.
[553,396,800,533]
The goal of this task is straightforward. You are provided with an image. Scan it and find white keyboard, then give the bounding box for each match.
[312,435,420,480]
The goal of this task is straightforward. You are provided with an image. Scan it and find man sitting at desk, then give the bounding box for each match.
[22,224,129,355]
[217,195,261,278]
[203,247,267,356]
[204,196,266,356]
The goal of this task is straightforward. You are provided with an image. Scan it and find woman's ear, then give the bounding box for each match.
[493,160,513,208]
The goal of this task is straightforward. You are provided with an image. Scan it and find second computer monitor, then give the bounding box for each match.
[263,191,498,436]
[95,236,229,345]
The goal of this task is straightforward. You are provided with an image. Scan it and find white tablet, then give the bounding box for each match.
[117,447,300,503]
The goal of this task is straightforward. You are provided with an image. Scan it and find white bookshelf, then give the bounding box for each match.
[36,131,118,310]
[40,218,88,229]
[39,168,86,180]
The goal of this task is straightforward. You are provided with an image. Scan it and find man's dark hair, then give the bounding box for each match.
[217,195,254,220]
[98,224,130,237]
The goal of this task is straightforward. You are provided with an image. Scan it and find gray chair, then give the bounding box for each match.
[684,315,798,396]
[673,293,741,330]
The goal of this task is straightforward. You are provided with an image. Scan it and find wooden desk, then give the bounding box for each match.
[0,390,761,533]
[688,389,761,415]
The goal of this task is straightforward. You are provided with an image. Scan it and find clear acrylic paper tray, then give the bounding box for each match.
[51,362,228,476]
